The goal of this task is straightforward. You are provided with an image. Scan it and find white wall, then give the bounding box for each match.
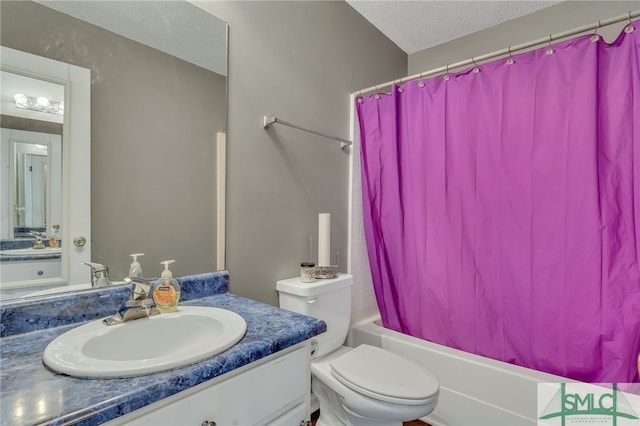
[1,129,10,239]
[348,105,379,325]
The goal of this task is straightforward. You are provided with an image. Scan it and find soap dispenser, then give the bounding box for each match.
[48,225,60,248]
[128,253,144,278]
[153,260,180,313]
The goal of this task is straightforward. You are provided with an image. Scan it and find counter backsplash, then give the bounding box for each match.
[0,271,230,337]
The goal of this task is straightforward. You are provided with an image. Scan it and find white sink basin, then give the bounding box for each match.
[1,247,62,256]
[43,306,247,378]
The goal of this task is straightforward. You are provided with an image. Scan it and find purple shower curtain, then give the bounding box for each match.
[357,27,640,383]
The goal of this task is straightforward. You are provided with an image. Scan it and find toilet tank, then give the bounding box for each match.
[277,274,352,359]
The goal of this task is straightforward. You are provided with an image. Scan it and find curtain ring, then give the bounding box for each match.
[546,34,555,55]
[591,20,601,42]
[506,46,515,65]
[471,57,480,73]
[626,11,635,33]
[444,63,450,81]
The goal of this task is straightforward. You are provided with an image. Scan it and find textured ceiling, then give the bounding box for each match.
[346,1,561,54]
[34,1,561,73]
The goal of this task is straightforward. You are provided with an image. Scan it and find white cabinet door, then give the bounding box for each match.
[265,402,306,426]
[121,346,309,426]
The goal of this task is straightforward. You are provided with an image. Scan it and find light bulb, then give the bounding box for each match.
[37,97,50,107]
[13,93,27,106]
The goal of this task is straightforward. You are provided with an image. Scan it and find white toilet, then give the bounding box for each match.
[277,274,439,426]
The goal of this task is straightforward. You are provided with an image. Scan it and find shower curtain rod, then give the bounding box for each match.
[354,9,640,96]
[263,115,352,150]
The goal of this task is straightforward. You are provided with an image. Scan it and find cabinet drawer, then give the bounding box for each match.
[1,259,61,282]
[124,346,309,426]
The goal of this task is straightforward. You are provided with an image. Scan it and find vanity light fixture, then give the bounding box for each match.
[13,93,64,115]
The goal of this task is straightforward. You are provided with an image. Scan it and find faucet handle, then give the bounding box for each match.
[124,277,153,300]
[29,232,46,249]
[102,278,157,326]
[83,262,108,273]
[83,262,112,288]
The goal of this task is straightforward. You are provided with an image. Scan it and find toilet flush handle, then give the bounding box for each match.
[306,297,318,304]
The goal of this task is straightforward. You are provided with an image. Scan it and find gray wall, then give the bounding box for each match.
[196,1,406,305]
[0,116,63,135]
[409,1,640,74]
[1,1,226,279]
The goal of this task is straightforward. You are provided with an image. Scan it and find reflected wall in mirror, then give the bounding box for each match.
[0,0,227,300]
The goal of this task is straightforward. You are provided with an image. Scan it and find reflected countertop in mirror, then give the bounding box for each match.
[0,0,228,300]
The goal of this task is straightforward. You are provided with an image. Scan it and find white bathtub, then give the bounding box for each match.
[349,316,570,426]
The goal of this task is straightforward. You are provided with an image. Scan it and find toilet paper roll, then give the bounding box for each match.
[318,213,331,266]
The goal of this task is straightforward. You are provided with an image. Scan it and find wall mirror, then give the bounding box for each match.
[0,0,227,300]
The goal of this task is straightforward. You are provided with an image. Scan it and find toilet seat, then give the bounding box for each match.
[329,344,439,406]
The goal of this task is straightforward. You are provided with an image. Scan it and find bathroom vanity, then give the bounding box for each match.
[115,345,309,425]
[0,271,325,425]
[0,240,62,286]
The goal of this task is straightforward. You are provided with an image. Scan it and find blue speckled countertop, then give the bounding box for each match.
[0,271,326,426]
[0,253,61,262]
[0,239,61,262]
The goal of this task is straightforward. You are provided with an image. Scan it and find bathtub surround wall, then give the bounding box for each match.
[195,1,406,305]
[349,0,640,330]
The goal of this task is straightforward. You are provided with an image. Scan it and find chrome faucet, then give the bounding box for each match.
[29,232,46,249]
[102,278,159,326]
[82,262,112,288]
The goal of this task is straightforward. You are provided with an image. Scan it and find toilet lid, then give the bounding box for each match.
[329,344,439,406]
